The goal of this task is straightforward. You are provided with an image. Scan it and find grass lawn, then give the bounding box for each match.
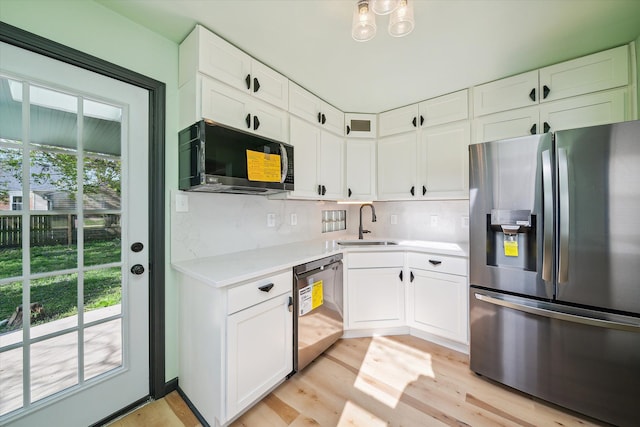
[0,240,122,334]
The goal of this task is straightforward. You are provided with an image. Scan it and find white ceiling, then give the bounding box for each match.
[96,0,640,113]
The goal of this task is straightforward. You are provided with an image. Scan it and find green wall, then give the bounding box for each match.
[637,34,640,116]
[0,0,180,381]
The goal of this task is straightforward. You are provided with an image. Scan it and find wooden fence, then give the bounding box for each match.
[0,214,120,248]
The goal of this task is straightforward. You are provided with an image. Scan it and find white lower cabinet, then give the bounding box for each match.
[347,252,405,329]
[178,270,293,426]
[407,253,468,344]
[227,292,293,419]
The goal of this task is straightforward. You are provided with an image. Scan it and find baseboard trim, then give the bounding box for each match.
[177,386,210,427]
[91,395,151,427]
[164,377,179,395]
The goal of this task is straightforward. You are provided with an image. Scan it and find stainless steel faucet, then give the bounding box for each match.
[358,203,377,239]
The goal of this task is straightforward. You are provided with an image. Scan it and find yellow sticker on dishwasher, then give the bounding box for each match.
[311,280,323,310]
[504,240,519,257]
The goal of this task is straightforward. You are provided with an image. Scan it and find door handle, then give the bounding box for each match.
[321,114,326,125]
[419,115,424,126]
[253,115,260,130]
[253,77,260,92]
[321,185,327,196]
[541,149,553,284]
[318,185,322,196]
[410,271,415,282]
[245,113,251,129]
[428,259,442,266]
[412,117,417,127]
[410,186,415,196]
[422,185,427,196]
[543,122,551,133]
[543,85,550,99]
[558,148,570,284]
[348,188,352,198]
[245,74,251,90]
[130,242,143,252]
[258,283,274,292]
[318,112,322,124]
[346,125,351,135]
[130,264,145,275]
[530,123,537,135]
[529,88,536,102]
[399,270,403,281]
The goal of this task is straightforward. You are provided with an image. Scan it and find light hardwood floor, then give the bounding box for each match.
[112,335,605,426]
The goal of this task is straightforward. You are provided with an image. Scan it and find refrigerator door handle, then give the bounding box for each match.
[541,149,553,283]
[558,148,570,284]
[474,292,640,333]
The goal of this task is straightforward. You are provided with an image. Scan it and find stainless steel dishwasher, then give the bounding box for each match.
[293,253,343,373]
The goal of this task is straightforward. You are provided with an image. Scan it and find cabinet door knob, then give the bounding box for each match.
[399,270,404,281]
[245,114,251,129]
[543,121,551,133]
[530,123,537,135]
[410,271,415,282]
[422,185,427,196]
[412,117,417,127]
[245,74,251,90]
[410,186,415,196]
[420,115,424,126]
[258,283,274,292]
[428,259,442,266]
[348,188,352,198]
[529,88,536,102]
[130,264,145,275]
[543,85,550,99]
[253,115,260,130]
[346,125,351,135]
[253,77,260,93]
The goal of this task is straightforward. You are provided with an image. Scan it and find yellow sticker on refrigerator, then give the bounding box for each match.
[504,240,519,257]
[299,280,324,315]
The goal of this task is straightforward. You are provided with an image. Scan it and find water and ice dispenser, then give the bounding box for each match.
[486,209,536,271]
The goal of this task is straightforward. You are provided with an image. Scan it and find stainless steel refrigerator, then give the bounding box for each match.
[469,120,640,426]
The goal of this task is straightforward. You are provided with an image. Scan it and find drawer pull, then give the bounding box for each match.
[258,283,275,293]
[428,259,442,266]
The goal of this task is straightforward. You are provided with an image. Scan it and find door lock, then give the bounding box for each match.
[130,264,145,275]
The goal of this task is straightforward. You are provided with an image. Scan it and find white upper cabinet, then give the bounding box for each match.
[346,138,376,201]
[345,113,377,138]
[473,71,539,117]
[378,104,419,137]
[287,116,345,200]
[473,45,630,117]
[419,90,469,127]
[419,121,470,199]
[377,133,419,200]
[180,25,289,110]
[289,82,344,136]
[539,45,629,103]
[473,106,539,143]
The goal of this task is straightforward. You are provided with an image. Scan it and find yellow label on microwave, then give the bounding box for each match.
[246,149,281,182]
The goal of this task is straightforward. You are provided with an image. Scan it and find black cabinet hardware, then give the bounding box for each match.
[428,259,442,266]
[530,123,537,134]
[318,185,322,195]
[321,113,326,125]
[543,85,550,99]
[420,115,424,126]
[253,77,260,93]
[410,271,415,282]
[346,125,351,135]
[399,270,404,281]
[544,122,550,133]
[245,114,251,129]
[321,185,327,196]
[318,112,322,124]
[412,117,417,127]
[410,186,415,196]
[348,188,352,198]
[253,116,260,130]
[422,185,427,196]
[258,283,274,292]
[131,242,143,253]
[529,88,536,102]
[245,74,251,90]
[130,264,145,275]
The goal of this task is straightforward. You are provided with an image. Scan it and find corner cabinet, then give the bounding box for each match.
[178,270,293,426]
[289,82,344,136]
[345,138,377,201]
[346,252,405,329]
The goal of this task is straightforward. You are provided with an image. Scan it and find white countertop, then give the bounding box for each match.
[172,238,468,288]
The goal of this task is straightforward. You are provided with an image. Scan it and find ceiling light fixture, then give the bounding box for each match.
[352,0,414,42]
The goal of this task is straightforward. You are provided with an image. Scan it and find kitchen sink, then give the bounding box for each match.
[337,240,398,246]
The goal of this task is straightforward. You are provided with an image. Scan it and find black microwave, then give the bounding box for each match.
[178,120,294,194]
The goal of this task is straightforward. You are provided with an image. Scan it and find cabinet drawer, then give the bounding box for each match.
[407,252,467,276]
[228,270,292,314]
[347,252,404,269]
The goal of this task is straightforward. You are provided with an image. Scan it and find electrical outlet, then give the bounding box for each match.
[290,213,297,226]
[175,193,189,212]
[430,215,439,227]
[267,213,276,227]
[390,214,398,225]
